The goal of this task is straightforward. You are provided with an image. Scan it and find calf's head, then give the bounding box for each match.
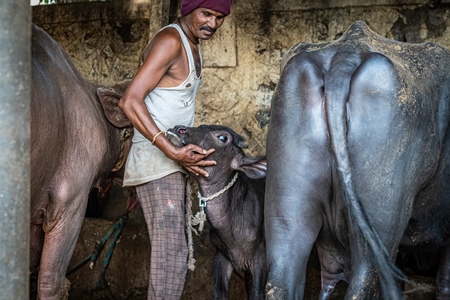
[167,125,266,185]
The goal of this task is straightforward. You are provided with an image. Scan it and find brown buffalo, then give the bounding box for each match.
[30,24,131,299]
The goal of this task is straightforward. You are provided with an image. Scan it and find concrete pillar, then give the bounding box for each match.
[0,1,31,299]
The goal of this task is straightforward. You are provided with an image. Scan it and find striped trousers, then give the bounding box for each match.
[135,172,188,300]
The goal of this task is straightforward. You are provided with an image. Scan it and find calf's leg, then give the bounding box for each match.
[212,251,233,300]
[247,251,267,300]
[436,242,450,299]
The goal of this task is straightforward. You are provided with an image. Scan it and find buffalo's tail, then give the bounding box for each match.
[324,59,406,299]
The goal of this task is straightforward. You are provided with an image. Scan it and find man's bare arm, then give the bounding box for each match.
[119,28,216,177]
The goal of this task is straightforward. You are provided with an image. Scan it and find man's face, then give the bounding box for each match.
[190,7,226,40]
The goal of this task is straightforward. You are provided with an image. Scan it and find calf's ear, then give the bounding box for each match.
[97,87,131,128]
[233,156,267,179]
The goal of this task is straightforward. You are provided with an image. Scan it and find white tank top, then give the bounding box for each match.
[123,23,202,186]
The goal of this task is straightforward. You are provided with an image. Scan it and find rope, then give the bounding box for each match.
[190,172,239,235]
[66,191,139,288]
[66,213,128,285]
[95,214,127,288]
[185,179,196,271]
[190,211,207,235]
[198,172,239,202]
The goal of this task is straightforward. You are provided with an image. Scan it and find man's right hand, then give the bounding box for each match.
[168,144,216,177]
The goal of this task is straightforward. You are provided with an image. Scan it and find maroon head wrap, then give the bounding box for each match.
[181,0,232,16]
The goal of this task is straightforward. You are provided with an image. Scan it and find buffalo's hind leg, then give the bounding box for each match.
[30,223,45,275]
[342,52,412,300]
[37,190,89,300]
[265,52,330,300]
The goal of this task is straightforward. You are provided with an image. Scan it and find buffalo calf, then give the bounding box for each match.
[167,124,267,300]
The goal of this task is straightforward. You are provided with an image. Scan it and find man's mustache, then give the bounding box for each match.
[200,25,216,33]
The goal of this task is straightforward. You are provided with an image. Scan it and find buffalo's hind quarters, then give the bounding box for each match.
[265,20,450,300]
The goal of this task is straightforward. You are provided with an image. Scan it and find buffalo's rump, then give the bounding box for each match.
[265,21,450,299]
[31,25,112,226]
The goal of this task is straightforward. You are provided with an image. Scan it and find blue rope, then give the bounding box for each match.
[67,213,129,289]
[96,215,127,288]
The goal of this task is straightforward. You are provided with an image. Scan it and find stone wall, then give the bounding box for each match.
[32,0,450,157]
[204,0,450,157]
[32,1,154,83]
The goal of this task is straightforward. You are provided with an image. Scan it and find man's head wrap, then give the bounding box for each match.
[181,0,232,17]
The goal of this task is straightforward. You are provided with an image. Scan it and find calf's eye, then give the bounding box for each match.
[218,135,228,143]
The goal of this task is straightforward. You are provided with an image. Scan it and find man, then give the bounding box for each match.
[119,0,232,299]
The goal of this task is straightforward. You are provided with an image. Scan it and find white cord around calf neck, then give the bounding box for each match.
[190,172,239,236]
[198,172,239,203]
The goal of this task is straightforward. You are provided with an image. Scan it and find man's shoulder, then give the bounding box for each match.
[142,27,182,61]
[155,25,182,45]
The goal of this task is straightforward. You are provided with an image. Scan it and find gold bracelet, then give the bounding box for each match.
[151,131,164,145]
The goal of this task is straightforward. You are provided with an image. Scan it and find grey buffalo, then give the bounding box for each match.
[167,125,267,300]
[31,24,131,299]
[264,21,450,299]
